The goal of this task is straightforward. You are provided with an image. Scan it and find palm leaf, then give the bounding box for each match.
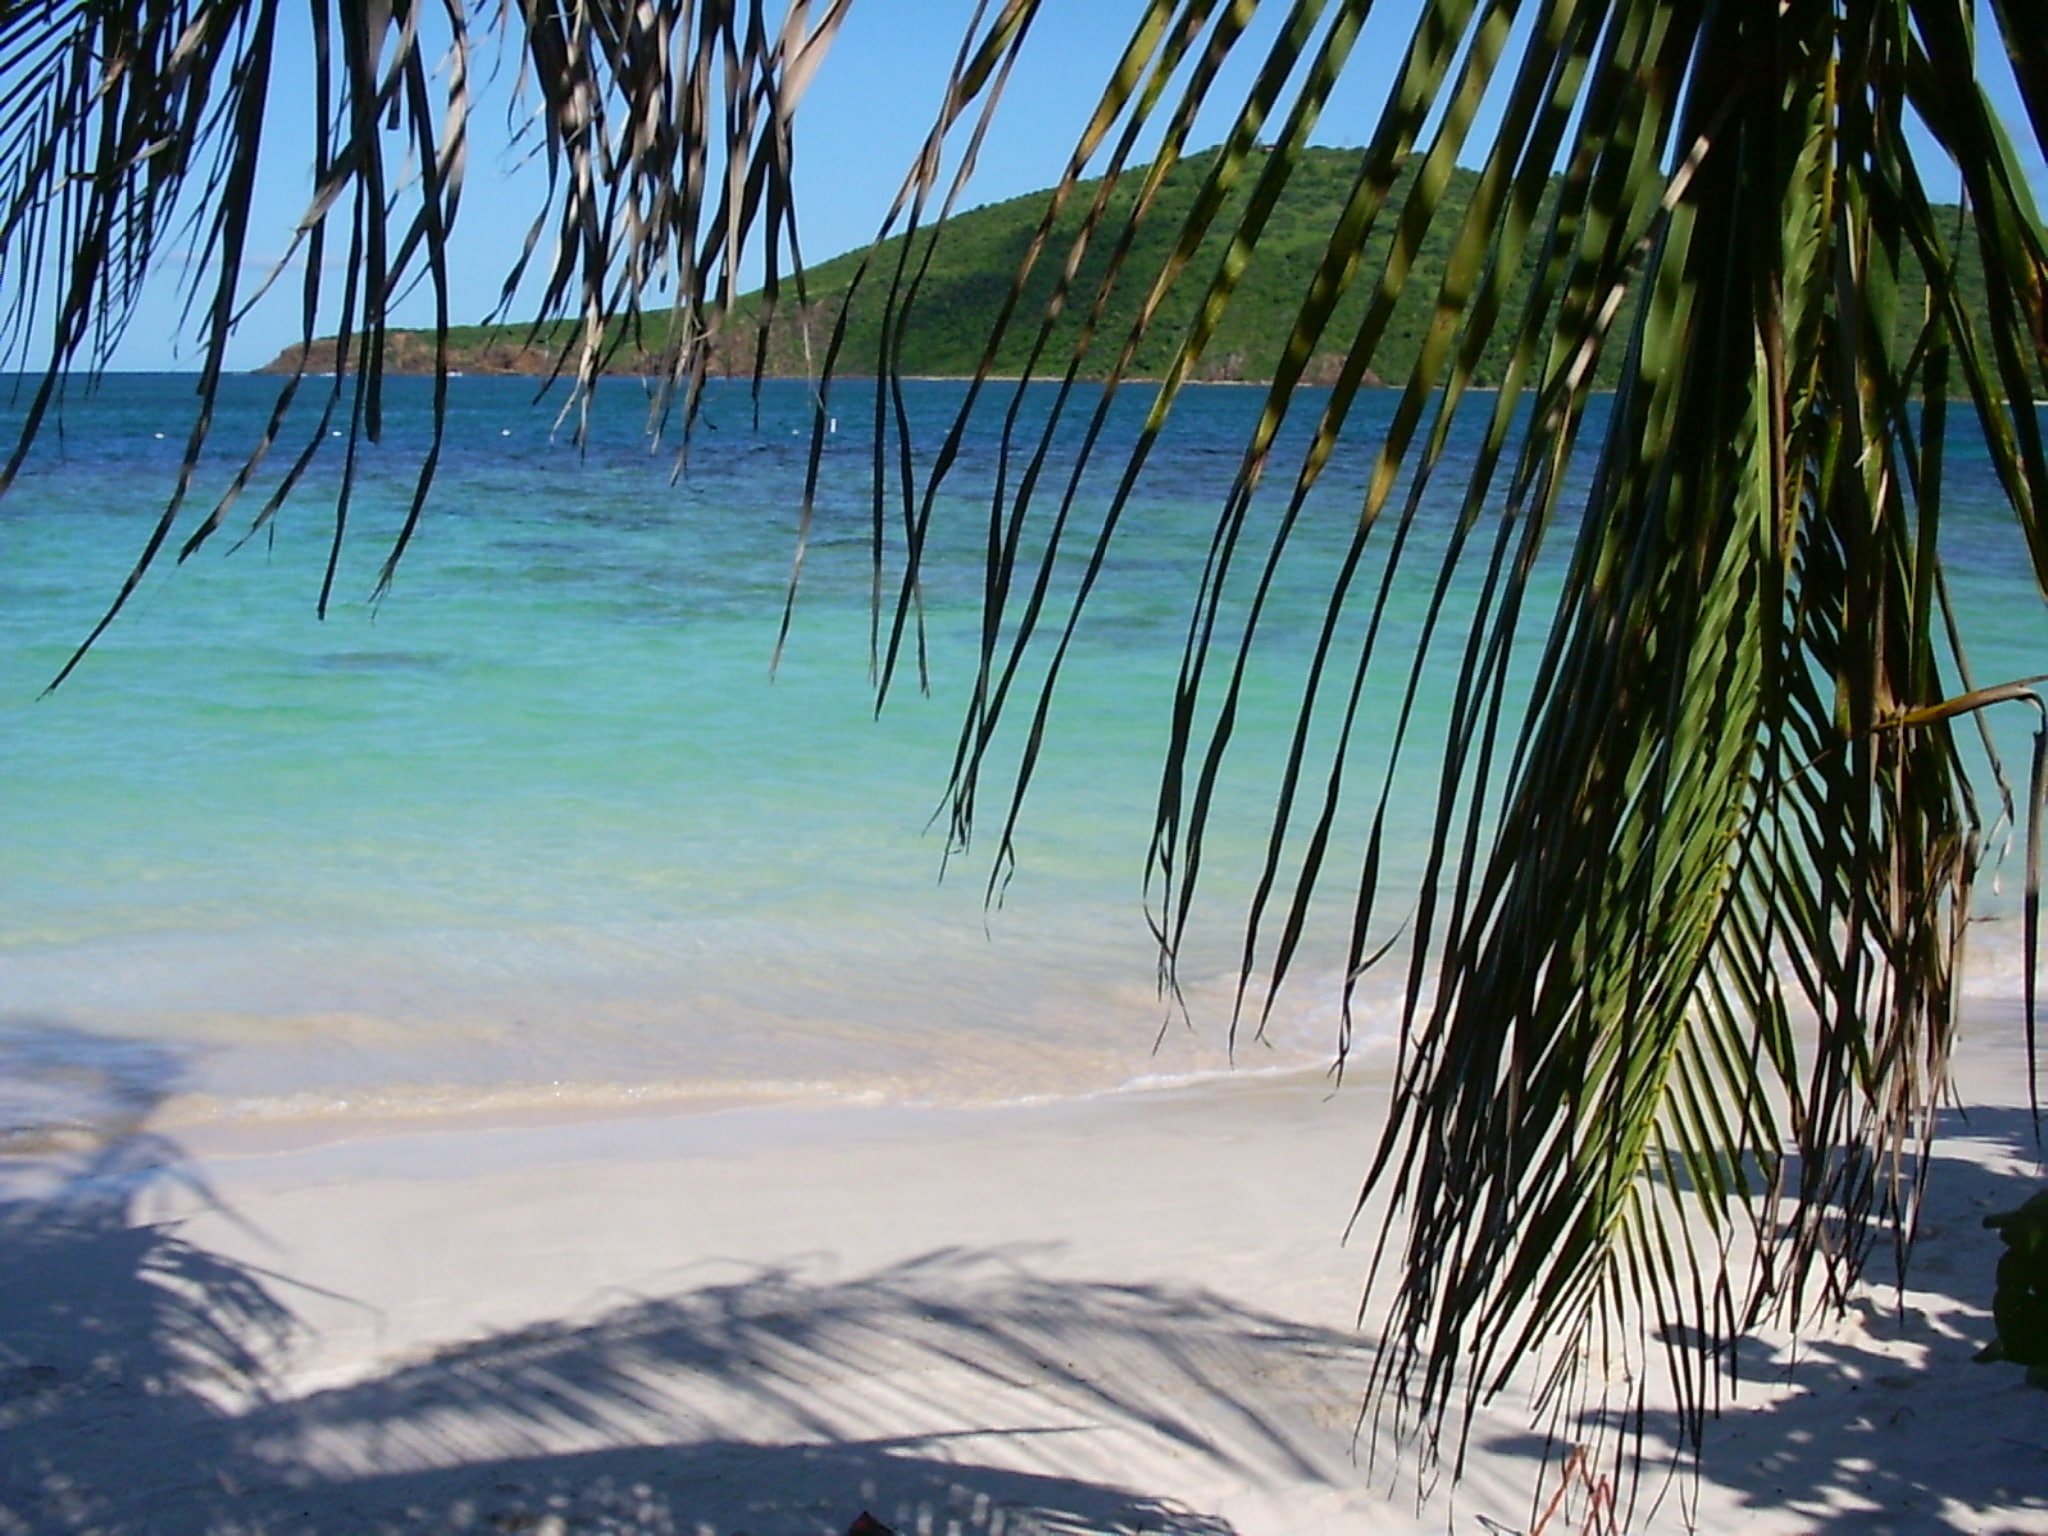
[837,0,2048,1481]
[0,0,848,684]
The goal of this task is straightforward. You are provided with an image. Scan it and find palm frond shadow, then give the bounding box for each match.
[0,1023,1371,1536]
[227,1248,1366,1536]
[1477,1105,2048,1535]
[0,1020,298,1531]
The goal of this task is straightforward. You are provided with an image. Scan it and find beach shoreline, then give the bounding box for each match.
[4,1019,2045,1535]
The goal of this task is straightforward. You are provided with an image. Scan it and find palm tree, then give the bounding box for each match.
[4,0,2045,1486]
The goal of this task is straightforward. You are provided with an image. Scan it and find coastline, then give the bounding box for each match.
[5,1021,2044,1534]
[2,364,2044,1529]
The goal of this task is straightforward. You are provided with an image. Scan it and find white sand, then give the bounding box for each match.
[3,1022,2046,1535]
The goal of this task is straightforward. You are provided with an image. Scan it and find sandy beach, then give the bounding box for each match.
[0,1007,2041,1536]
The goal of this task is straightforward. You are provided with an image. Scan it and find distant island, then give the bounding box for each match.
[264,145,1987,390]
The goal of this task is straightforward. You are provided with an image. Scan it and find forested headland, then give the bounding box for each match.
[264,144,1991,388]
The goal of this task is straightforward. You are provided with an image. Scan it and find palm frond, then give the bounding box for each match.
[841,0,2048,1480]
[0,0,847,682]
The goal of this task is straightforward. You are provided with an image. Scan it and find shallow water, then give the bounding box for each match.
[0,374,2040,1134]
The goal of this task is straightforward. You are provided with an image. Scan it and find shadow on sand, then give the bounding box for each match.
[1480,1103,2048,1535]
[6,1019,2045,1535]
[0,1021,1363,1536]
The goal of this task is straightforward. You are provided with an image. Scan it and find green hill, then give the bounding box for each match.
[265,144,1989,390]
[802,144,1459,385]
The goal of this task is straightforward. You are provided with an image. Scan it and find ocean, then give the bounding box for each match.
[1,373,2041,1141]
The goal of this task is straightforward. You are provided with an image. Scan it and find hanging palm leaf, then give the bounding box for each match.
[836,0,2048,1483]
[0,0,849,684]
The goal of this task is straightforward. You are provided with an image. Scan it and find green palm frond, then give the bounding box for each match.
[843,0,2048,1476]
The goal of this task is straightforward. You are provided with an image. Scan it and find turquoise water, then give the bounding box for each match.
[0,375,2040,1133]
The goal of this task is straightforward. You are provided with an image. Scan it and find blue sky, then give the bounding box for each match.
[111,0,1417,372]
[80,1,2048,372]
